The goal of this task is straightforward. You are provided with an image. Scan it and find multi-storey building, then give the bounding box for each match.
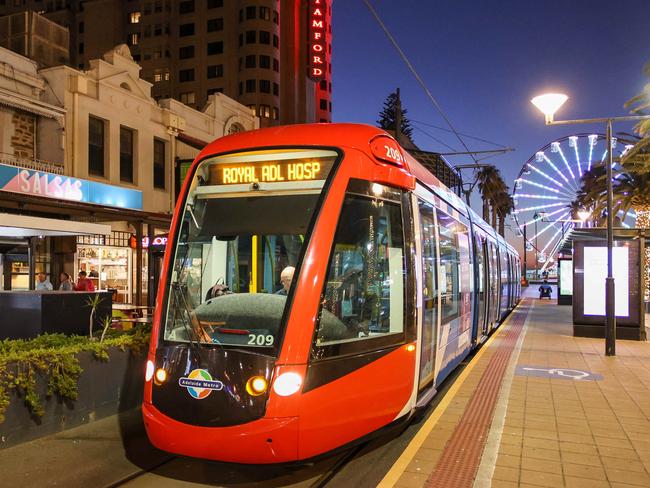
[0,0,333,126]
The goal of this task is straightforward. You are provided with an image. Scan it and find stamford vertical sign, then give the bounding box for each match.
[308,0,328,81]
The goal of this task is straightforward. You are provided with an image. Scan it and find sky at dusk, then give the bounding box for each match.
[331,0,649,255]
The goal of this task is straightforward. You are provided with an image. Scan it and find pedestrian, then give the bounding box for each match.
[35,272,53,291]
[74,270,96,291]
[59,272,73,291]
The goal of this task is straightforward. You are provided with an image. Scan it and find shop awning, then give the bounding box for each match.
[0,213,111,238]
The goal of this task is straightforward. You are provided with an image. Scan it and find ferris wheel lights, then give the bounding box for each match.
[531,93,568,123]
[611,137,617,149]
[569,136,579,148]
[551,142,560,153]
[623,144,634,155]
[535,151,545,163]
[588,134,599,146]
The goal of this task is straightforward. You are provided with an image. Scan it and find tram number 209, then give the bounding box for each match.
[248,334,275,346]
[384,145,403,164]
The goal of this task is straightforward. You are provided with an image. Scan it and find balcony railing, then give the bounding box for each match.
[0,153,65,175]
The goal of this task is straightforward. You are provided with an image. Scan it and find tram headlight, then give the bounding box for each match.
[145,360,155,382]
[155,368,168,384]
[273,372,302,397]
[246,376,268,396]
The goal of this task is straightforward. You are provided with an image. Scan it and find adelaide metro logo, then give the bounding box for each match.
[178,369,224,399]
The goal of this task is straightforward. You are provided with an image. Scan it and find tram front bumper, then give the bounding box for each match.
[142,402,299,464]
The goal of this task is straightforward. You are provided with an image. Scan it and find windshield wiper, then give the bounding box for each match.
[170,282,201,350]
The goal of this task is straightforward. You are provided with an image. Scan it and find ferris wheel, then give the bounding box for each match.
[513,134,635,273]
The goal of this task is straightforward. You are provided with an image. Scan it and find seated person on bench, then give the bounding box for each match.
[538,280,552,299]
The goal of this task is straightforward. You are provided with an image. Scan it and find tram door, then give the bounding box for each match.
[417,200,438,390]
[476,235,489,338]
[487,241,500,329]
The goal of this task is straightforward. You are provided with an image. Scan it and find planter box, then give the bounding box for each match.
[0,347,145,449]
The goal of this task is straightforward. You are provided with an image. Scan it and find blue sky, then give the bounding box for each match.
[331,0,649,253]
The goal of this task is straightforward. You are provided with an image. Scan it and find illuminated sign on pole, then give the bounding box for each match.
[308,0,328,81]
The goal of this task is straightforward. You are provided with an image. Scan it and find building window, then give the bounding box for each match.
[259,104,270,118]
[273,58,279,72]
[154,24,162,36]
[239,9,244,22]
[129,11,141,23]
[246,79,255,93]
[208,0,223,8]
[179,0,194,14]
[259,30,270,44]
[273,82,279,96]
[207,18,223,32]
[78,42,84,54]
[179,69,194,82]
[88,116,105,177]
[143,25,151,37]
[207,64,223,78]
[239,82,243,96]
[154,1,162,13]
[273,107,279,120]
[180,92,195,104]
[320,99,328,110]
[120,126,135,183]
[246,30,256,44]
[245,54,256,68]
[179,23,195,37]
[259,79,270,93]
[320,79,327,90]
[153,138,166,189]
[179,45,194,59]
[247,104,256,116]
[164,70,170,81]
[239,34,243,46]
[207,87,223,95]
[207,41,223,55]
[246,6,256,19]
[129,33,139,45]
[154,71,162,82]
[259,6,270,20]
[259,55,270,69]
[78,21,84,33]
[273,10,279,24]
[273,34,279,48]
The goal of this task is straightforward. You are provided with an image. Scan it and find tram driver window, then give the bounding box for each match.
[313,183,406,357]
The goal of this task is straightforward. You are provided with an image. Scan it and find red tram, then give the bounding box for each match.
[142,124,520,464]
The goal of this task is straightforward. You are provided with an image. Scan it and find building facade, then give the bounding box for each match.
[0,0,333,126]
[0,44,257,303]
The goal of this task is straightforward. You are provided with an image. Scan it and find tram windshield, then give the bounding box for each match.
[163,149,339,353]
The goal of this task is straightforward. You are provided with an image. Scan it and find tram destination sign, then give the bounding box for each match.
[210,157,335,185]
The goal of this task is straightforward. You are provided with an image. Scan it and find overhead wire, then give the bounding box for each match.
[412,126,458,152]
[411,119,509,149]
[363,0,479,166]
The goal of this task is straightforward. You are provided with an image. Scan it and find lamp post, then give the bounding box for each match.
[531,93,650,356]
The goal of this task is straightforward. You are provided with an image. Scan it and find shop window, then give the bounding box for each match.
[437,210,463,322]
[246,6,255,19]
[259,79,270,93]
[246,30,256,44]
[245,54,256,68]
[119,126,135,183]
[153,138,165,189]
[130,11,141,23]
[207,64,223,78]
[88,115,105,177]
[259,55,270,69]
[179,23,194,37]
[179,45,194,59]
[179,0,194,14]
[259,6,270,20]
[259,104,270,118]
[208,0,223,8]
[207,18,223,32]
[245,79,255,93]
[179,68,194,82]
[180,92,195,104]
[259,30,270,44]
[207,41,223,55]
[312,181,406,359]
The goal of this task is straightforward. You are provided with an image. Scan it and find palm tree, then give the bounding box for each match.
[475,165,506,225]
[495,191,515,237]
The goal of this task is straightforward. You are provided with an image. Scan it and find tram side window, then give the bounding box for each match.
[437,210,463,323]
[313,188,406,357]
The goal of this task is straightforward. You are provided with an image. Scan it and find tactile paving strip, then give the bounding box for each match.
[424,301,529,488]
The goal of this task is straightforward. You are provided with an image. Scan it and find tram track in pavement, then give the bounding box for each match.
[104,349,476,488]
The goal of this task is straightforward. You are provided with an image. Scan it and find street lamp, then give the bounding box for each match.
[531,92,650,356]
[577,208,591,223]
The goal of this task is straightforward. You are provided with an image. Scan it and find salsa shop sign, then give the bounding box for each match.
[0,163,143,210]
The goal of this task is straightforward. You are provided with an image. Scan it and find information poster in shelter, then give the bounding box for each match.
[583,247,629,317]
